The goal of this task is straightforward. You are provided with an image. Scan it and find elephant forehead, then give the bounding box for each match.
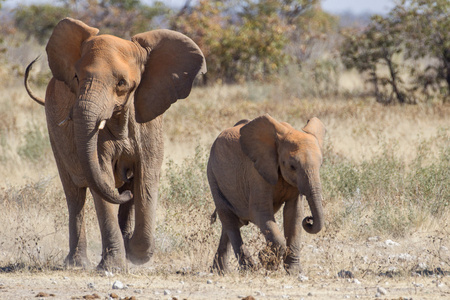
[84,35,135,54]
[281,132,321,161]
[77,36,141,79]
[283,131,316,149]
[79,36,139,68]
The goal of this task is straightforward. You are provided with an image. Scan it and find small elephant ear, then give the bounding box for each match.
[239,114,289,185]
[302,117,326,152]
[46,18,99,91]
[132,30,206,123]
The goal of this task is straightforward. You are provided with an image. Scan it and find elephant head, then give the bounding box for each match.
[46,18,206,205]
[240,114,326,234]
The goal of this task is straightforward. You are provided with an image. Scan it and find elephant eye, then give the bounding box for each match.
[290,164,296,171]
[117,79,126,87]
[73,74,79,83]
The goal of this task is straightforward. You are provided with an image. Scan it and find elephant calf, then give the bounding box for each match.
[207,114,326,274]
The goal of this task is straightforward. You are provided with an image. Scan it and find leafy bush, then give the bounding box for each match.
[157,146,219,270]
[161,145,210,207]
[323,132,449,237]
[341,0,450,103]
[14,4,71,45]
[173,0,292,83]
[18,123,51,162]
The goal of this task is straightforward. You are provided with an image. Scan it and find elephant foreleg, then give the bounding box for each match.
[251,193,287,270]
[283,196,303,274]
[64,184,89,268]
[256,219,286,270]
[118,183,135,241]
[91,191,127,271]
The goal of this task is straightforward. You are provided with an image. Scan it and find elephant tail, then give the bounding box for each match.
[24,57,45,106]
[210,209,217,224]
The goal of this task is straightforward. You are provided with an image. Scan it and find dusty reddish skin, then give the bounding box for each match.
[26,17,206,270]
[208,114,326,274]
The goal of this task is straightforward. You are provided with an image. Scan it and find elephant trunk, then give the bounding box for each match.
[301,175,324,234]
[73,84,132,205]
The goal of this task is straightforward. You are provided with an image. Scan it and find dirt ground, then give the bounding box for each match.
[0,269,448,300]
[1,231,449,300]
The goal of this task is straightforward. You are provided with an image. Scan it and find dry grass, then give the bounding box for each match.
[0,70,449,298]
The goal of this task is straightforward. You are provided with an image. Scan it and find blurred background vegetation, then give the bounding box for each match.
[0,0,449,103]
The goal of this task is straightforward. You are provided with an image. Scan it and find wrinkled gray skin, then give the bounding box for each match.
[25,18,206,270]
[208,114,326,274]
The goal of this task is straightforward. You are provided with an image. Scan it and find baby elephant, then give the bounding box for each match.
[207,114,326,274]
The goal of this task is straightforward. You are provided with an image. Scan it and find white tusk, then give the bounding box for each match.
[98,120,106,130]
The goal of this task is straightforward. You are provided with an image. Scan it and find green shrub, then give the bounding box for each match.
[322,132,449,237]
[18,123,50,162]
[406,130,450,216]
[160,145,210,207]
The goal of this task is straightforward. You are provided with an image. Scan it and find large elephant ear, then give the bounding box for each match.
[132,30,206,123]
[302,117,326,152]
[239,114,289,185]
[46,18,99,91]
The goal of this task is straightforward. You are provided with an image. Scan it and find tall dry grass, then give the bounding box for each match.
[0,63,448,277]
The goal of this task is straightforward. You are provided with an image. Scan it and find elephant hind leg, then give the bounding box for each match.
[218,210,255,271]
[212,228,230,274]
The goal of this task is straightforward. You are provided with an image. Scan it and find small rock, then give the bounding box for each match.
[134,289,143,294]
[283,285,293,289]
[298,275,309,282]
[338,270,354,278]
[353,279,361,285]
[87,282,96,289]
[282,295,289,299]
[367,236,379,242]
[112,281,124,290]
[207,279,213,284]
[51,280,57,284]
[104,271,114,277]
[255,291,265,296]
[375,292,381,298]
[307,292,313,296]
[63,277,69,280]
[385,239,400,246]
[377,286,388,295]
[36,292,53,297]
[83,294,100,299]
[397,253,414,262]
[109,293,119,299]
[417,262,428,270]
[344,296,350,299]
[413,282,424,287]
[242,296,256,300]
[164,289,171,295]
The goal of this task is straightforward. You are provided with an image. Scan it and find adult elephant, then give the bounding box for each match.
[25,18,206,270]
[208,114,325,274]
